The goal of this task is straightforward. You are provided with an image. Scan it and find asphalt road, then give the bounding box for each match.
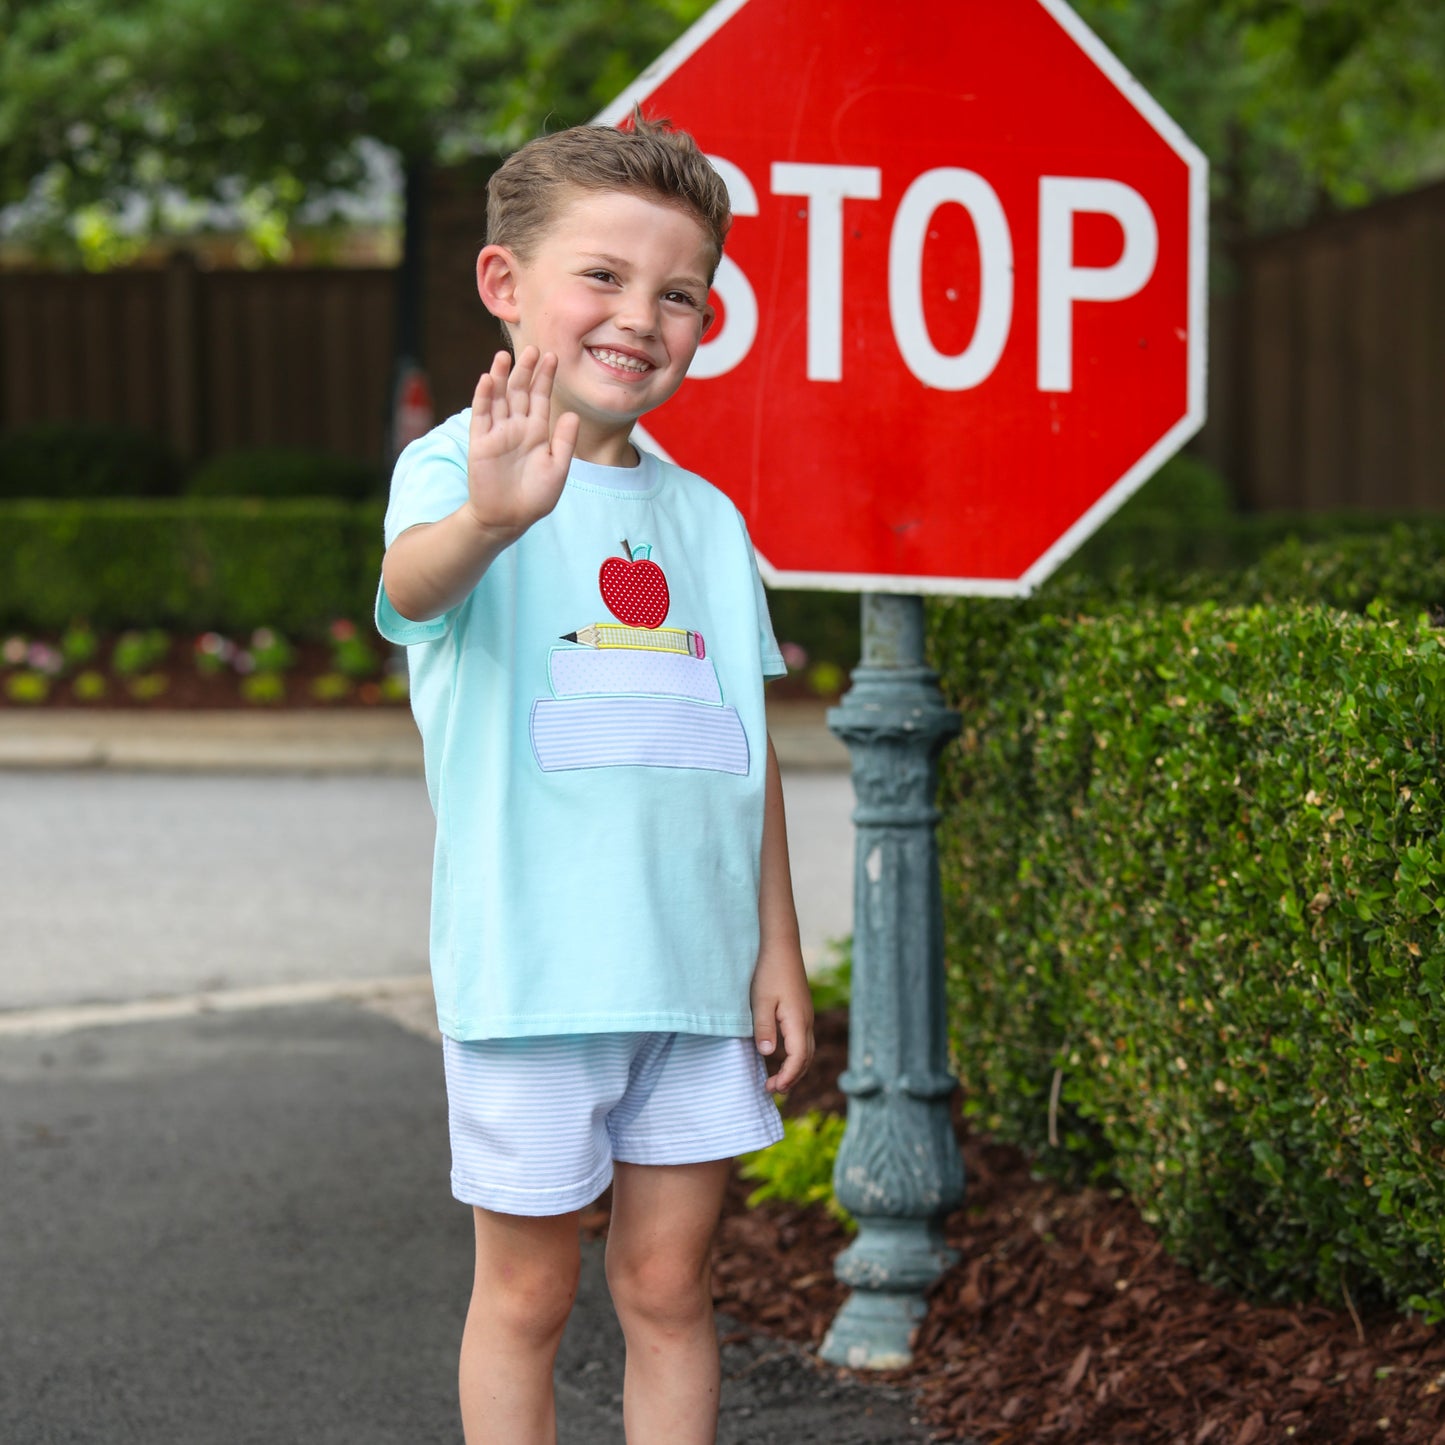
[0,769,854,1016]
[1,766,931,1443]
[1,1003,927,1444]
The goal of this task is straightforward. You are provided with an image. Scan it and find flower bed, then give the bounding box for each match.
[0,619,409,709]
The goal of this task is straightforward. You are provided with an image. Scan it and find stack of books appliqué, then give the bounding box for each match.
[529,543,751,775]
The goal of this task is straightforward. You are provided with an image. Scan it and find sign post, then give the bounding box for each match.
[599,0,1207,1366]
[820,592,963,1366]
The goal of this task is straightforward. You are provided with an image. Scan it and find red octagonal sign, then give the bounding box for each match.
[598,0,1208,595]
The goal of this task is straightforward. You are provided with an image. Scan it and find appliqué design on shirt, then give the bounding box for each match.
[530,539,750,775]
[599,538,670,630]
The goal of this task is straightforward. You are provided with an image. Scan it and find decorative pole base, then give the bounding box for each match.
[820,1289,929,1371]
[820,1218,959,1368]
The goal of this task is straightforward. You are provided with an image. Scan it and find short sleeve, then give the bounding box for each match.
[741,519,787,678]
[375,578,452,646]
[382,419,470,548]
[374,416,471,645]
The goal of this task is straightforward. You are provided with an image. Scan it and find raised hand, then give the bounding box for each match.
[465,346,581,543]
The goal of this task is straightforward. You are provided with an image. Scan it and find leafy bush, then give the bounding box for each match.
[0,422,184,499]
[185,447,382,501]
[739,1109,854,1230]
[1245,526,1445,617]
[809,943,853,1012]
[110,628,170,675]
[327,619,382,679]
[0,499,384,632]
[930,598,1445,1317]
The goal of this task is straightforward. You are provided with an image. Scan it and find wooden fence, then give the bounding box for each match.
[1207,178,1445,512]
[0,255,396,463]
[0,175,1441,509]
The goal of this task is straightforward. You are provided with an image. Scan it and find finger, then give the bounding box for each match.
[753,1004,778,1062]
[522,352,555,447]
[490,350,513,426]
[509,344,538,416]
[550,410,580,469]
[768,1011,814,1094]
[531,351,559,401]
[766,1056,796,1095]
[470,373,494,436]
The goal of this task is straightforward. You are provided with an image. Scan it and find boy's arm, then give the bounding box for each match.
[381,347,579,622]
[752,734,815,1093]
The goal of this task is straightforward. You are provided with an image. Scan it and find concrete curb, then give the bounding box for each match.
[0,700,850,774]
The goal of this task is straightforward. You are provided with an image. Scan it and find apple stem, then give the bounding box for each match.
[621,538,632,561]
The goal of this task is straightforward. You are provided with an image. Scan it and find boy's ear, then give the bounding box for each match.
[476,245,521,324]
[698,299,718,339]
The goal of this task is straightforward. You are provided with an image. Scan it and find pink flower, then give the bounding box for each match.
[27,643,64,676]
[330,619,357,642]
[780,641,809,672]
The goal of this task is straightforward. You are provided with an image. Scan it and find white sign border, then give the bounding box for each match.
[602,0,1210,598]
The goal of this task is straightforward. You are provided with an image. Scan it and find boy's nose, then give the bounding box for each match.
[615,294,660,337]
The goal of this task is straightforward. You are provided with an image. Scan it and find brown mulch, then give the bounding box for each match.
[589,1008,1445,1444]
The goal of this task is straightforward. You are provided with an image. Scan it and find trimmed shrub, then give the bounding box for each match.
[930,598,1445,1317]
[0,422,185,499]
[1245,526,1445,617]
[0,499,384,632]
[185,447,383,501]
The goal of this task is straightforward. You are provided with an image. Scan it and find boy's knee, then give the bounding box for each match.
[606,1247,711,1331]
[476,1247,580,1345]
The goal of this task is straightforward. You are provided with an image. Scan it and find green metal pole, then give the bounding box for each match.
[820,591,964,1369]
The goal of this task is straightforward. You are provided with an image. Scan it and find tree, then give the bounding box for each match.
[1,0,1440,265]
[1071,0,1445,237]
[0,0,709,266]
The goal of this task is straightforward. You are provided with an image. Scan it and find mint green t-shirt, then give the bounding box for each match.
[376,411,786,1041]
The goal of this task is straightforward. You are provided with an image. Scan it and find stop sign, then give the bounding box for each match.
[596,0,1207,595]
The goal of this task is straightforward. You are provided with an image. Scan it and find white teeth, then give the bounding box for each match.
[590,348,651,373]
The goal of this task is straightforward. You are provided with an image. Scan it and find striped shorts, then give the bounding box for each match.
[442,1032,785,1216]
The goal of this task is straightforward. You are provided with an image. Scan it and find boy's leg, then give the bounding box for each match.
[604,1158,732,1445]
[460,1205,582,1445]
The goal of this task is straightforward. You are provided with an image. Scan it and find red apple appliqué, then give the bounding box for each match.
[599,540,670,629]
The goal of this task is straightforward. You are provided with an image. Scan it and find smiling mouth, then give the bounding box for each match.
[588,347,654,375]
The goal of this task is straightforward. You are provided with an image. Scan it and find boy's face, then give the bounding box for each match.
[477,188,717,465]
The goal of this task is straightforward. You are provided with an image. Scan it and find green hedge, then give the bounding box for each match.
[0,422,185,500]
[0,499,384,632]
[930,585,1445,1316]
[185,447,384,502]
[0,496,870,662]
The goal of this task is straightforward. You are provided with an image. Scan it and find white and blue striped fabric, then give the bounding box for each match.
[443,1032,784,1216]
[529,697,750,774]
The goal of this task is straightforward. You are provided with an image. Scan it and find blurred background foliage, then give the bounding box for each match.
[1,0,1441,267]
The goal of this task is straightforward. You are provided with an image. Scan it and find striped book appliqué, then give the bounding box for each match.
[530,697,750,775]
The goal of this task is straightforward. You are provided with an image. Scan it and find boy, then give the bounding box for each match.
[376,114,814,1445]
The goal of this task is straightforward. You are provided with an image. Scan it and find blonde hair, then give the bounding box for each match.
[485,109,731,279]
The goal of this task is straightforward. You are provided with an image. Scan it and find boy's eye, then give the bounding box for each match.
[584,269,618,284]
[664,290,701,308]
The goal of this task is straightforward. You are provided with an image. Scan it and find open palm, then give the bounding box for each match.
[466,346,580,542]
